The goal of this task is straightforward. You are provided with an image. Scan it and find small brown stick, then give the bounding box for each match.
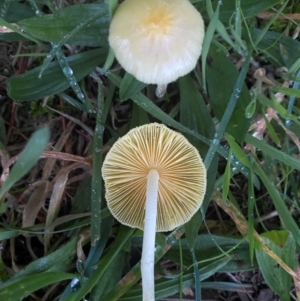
[257,12,300,20]
[2,151,93,174]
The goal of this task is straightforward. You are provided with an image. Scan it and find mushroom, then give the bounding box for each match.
[109,0,205,97]
[102,123,207,301]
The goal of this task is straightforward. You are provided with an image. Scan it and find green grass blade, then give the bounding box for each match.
[0,17,41,44]
[35,5,107,78]
[256,231,296,301]
[179,238,183,300]
[179,75,217,248]
[63,226,135,301]
[248,164,255,265]
[101,226,185,301]
[130,103,150,128]
[12,237,77,280]
[249,28,300,69]
[245,134,300,171]
[0,229,19,240]
[120,73,147,101]
[59,217,114,300]
[107,73,211,146]
[108,0,118,16]
[0,32,28,41]
[273,86,300,98]
[0,272,75,300]
[0,127,50,198]
[222,148,232,201]
[102,47,115,71]
[263,113,281,147]
[287,57,300,76]
[191,250,201,301]
[204,49,252,167]
[91,78,105,245]
[225,133,251,168]
[90,252,124,300]
[18,4,109,47]
[8,48,107,101]
[253,0,288,47]
[1,0,35,22]
[201,1,219,92]
[119,256,231,300]
[253,160,300,246]
[164,234,254,273]
[197,0,282,23]
[58,92,85,111]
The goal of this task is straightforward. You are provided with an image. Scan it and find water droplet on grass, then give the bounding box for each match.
[70,278,80,291]
[95,125,105,134]
[212,139,219,145]
[77,92,85,101]
[234,88,241,99]
[63,67,73,76]
[0,0,10,18]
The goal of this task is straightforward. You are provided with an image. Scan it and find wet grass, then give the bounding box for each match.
[1,0,300,300]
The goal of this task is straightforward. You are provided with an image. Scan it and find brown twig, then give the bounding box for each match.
[257,12,300,20]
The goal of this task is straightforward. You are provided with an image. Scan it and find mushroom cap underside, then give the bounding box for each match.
[102,123,207,232]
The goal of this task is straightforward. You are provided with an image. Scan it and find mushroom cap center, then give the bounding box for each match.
[143,8,173,35]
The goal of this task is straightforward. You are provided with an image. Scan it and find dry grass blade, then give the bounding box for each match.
[42,121,75,180]
[47,212,91,233]
[41,151,93,165]
[42,282,60,301]
[257,12,300,21]
[22,180,49,230]
[253,68,278,87]
[0,26,14,33]
[0,147,10,186]
[273,115,300,153]
[77,228,91,262]
[46,106,94,136]
[1,151,92,175]
[293,268,300,301]
[44,162,89,248]
[213,190,300,282]
[249,81,289,139]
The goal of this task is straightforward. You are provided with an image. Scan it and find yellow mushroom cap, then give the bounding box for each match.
[109,0,205,85]
[102,123,207,232]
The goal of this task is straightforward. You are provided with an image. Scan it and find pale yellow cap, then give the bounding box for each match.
[109,0,205,85]
[102,123,207,232]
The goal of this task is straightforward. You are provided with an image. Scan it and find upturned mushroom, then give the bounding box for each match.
[102,123,207,301]
[109,0,205,97]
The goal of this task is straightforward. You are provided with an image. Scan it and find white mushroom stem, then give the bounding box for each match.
[155,84,167,98]
[141,169,159,301]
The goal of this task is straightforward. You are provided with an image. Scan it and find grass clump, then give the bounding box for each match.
[0,0,300,300]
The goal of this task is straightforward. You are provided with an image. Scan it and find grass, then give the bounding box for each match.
[1,0,300,300]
